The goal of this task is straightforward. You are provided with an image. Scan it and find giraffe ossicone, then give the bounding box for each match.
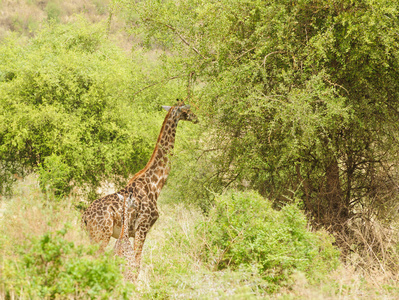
[81,101,198,281]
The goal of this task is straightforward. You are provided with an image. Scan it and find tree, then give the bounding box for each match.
[127,0,399,253]
[0,19,185,199]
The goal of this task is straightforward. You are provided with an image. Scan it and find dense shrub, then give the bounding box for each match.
[199,190,340,291]
[0,19,184,199]
[1,226,132,299]
[128,1,399,266]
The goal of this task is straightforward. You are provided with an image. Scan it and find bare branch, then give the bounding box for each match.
[323,77,349,95]
[262,50,285,68]
[233,47,256,63]
[145,19,206,59]
[132,75,186,97]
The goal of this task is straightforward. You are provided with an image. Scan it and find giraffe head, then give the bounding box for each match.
[162,101,198,124]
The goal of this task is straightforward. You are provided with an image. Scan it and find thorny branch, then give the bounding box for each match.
[132,75,186,97]
[145,18,206,59]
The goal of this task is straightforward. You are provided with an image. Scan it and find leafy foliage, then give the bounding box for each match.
[199,191,340,291]
[1,226,132,299]
[127,0,399,243]
[0,19,185,199]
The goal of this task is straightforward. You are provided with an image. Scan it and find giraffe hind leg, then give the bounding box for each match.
[86,222,113,253]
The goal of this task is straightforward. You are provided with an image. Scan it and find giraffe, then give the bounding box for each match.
[114,193,136,282]
[81,101,198,279]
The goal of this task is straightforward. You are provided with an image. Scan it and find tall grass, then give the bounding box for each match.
[0,175,133,299]
[1,175,399,299]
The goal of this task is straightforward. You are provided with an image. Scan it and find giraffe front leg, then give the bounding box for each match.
[98,235,111,253]
[87,222,113,253]
[88,232,111,253]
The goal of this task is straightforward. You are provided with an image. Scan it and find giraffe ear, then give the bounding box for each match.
[116,193,124,201]
[162,106,172,112]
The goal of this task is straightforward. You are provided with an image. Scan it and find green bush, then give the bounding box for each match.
[128,0,399,249]
[0,19,169,198]
[199,190,340,292]
[38,154,73,196]
[1,226,133,299]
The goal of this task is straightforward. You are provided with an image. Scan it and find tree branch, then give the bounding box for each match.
[262,50,285,68]
[323,77,349,95]
[131,75,186,97]
[145,18,206,59]
[233,47,256,63]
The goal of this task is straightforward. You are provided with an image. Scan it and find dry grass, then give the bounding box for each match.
[0,0,45,38]
[276,266,399,300]
[1,175,399,299]
[0,0,132,50]
[0,175,86,246]
[342,215,399,275]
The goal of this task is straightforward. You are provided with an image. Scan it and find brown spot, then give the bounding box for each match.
[151,174,158,182]
[159,177,165,186]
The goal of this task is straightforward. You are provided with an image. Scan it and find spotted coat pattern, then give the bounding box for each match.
[114,193,136,282]
[81,102,198,280]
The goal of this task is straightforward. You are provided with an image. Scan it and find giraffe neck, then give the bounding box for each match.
[119,196,129,239]
[128,109,180,193]
[145,112,179,192]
